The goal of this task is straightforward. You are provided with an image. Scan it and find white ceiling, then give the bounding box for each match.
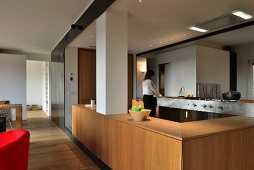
[0,0,93,54]
[69,0,254,54]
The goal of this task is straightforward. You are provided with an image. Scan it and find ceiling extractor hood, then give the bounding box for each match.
[189,10,253,33]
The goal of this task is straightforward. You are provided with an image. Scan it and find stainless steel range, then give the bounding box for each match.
[157,97,254,117]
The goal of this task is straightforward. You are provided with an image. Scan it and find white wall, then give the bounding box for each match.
[26,53,51,62]
[65,47,78,127]
[136,57,147,98]
[96,12,107,114]
[196,45,230,94]
[26,61,43,107]
[0,49,51,62]
[0,54,27,120]
[147,46,197,97]
[233,43,254,99]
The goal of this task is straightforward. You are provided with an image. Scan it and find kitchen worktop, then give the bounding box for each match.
[157,97,254,116]
[75,104,254,141]
[109,113,254,140]
[164,96,254,103]
[74,104,96,111]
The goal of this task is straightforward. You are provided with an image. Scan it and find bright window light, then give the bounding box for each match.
[232,10,253,20]
[189,26,208,33]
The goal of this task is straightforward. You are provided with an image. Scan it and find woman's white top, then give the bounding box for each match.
[142,79,161,97]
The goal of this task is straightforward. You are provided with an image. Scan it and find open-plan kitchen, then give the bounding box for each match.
[58,0,254,169]
[1,0,254,169]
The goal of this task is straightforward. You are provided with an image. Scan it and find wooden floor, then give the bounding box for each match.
[23,111,99,170]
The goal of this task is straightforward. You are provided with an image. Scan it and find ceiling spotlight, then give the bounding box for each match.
[184,34,186,36]
[149,44,153,47]
[232,10,253,20]
[71,24,76,29]
[139,0,142,2]
[90,35,94,38]
[71,24,84,30]
[189,26,208,33]
[159,42,162,44]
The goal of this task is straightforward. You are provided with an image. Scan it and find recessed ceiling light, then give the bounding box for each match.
[149,44,153,47]
[90,35,94,38]
[159,42,162,44]
[232,10,253,20]
[139,0,142,3]
[189,26,208,33]
[184,34,186,36]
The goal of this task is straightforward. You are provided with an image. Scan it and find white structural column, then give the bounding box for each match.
[96,8,128,115]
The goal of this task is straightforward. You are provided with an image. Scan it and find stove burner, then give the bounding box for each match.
[204,98,237,102]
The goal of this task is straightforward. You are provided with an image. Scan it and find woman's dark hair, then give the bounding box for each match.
[144,70,154,80]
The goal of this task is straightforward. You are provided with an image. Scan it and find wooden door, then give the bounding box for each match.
[128,54,134,109]
[78,49,96,104]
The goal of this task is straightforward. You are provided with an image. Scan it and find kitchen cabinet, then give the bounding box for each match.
[72,104,254,170]
[72,105,182,170]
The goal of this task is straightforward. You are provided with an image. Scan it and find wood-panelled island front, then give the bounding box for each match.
[72,105,254,170]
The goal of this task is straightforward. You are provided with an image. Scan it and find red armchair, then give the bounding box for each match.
[0,130,30,170]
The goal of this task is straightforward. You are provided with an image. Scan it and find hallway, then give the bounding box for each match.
[24,111,99,170]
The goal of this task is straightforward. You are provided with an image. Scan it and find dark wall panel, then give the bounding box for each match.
[230,52,237,91]
[224,46,237,91]
[128,54,134,109]
[51,53,65,128]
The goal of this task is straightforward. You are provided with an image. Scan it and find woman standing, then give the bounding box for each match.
[142,70,162,117]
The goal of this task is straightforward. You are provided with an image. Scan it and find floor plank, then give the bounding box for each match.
[22,111,99,170]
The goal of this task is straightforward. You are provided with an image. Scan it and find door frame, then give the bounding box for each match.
[247,59,254,99]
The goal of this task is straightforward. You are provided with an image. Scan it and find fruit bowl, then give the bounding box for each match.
[129,109,151,121]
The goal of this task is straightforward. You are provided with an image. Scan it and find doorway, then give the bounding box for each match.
[158,64,165,96]
[247,59,254,99]
[159,63,171,97]
[26,61,50,116]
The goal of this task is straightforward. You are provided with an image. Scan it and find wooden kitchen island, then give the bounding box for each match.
[72,105,254,170]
